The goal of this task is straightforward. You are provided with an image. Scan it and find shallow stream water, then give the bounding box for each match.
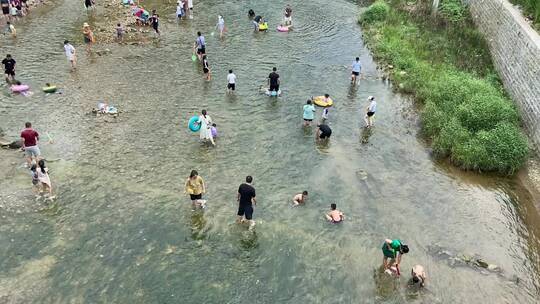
[1,0,540,303]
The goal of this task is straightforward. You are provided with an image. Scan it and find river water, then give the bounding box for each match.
[1,0,540,303]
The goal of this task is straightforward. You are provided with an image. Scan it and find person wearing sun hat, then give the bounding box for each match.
[82,22,94,52]
[364,96,377,128]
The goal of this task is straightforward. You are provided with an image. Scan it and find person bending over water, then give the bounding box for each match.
[293,191,308,206]
[381,238,409,272]
[325,203,344,223]
[316,123,332,141]
[184,170,206,208]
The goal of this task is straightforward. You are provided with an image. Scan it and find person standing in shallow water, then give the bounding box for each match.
[237,175,257,229]
[197,109,215,145]
[268,67,280,93]
[364,96,377,128]
[20,122,40,167]
[351,57,361,84]
[194,31,205,60]
[149,10,160,36]
[184,170,206,208]
[2,53,16,82]
[202,55,211,81]
[64,40,76,71]
[216,15,225,38]
[82,23,94,52]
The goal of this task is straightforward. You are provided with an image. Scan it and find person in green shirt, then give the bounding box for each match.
[303,99,316,126]
[381,238,409,272]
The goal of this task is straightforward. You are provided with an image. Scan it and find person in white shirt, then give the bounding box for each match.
[187,0,193,18]
[216,15,225,38]
[63,40,76,70]
[364,96,377,128]
[227,69,236,93]
[176,1,184,21]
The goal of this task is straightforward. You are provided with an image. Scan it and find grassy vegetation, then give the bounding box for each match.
[360,0,529,174]
[511,0,540,30]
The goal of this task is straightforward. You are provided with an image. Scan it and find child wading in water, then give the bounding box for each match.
[150,10,160,36]
[292,191,308,206]
[116,23,124,42]
[325,203,344,223]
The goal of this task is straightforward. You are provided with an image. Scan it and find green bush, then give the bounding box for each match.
[360,1,390,24]
[361,2,529,174]
[432,117,470,157]
[456,94,519,133]
[439,0,466,23]
[453,123,528,173]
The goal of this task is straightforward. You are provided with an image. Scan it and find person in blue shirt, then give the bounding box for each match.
[303,99,316,126]
[194,31,206,60]
[351,57,361,84]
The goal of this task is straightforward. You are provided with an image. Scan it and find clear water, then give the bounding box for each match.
[1,0,539,303]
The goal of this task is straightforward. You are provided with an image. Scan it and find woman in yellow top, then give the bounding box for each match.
[184,170,206,208]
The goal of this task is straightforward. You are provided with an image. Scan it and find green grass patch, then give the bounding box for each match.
[360,1,529,174]
[510,0,540,30]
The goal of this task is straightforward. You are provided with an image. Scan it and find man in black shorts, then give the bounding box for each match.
[237,175,257,229]
[194,31,206,60]
[2,54,16,82]
[316,123,332,140]
[268,67,280,93]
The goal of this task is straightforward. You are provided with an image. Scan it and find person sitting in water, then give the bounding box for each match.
[325,203,344,223]
[322,93,331,103]
[293,191,308,206]
[248,9,255,18]
[411,265,427,287]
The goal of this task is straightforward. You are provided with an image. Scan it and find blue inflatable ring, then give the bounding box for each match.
[188,116,201,132]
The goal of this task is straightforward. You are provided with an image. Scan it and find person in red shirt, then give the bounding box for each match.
[20,122,40,166]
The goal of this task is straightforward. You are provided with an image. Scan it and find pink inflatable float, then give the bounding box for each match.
[11,84,30,93]
[277,25,290,32]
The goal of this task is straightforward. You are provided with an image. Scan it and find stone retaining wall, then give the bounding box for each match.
[468,0,540,150]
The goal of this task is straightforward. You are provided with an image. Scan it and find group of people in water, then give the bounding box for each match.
[2,0,427,292]
[18,122,54,199]
[183,168,426,286]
